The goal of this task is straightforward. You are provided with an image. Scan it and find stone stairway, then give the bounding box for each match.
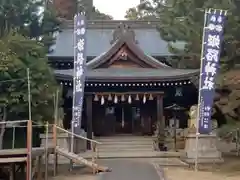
[95,135,155,158]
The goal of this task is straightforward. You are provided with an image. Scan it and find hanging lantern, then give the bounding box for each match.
[135,94,139,101]
[143,94,146,104]
[114,95,118,104]
[94,94,99,101]
[149,94,153,100]
[101,96,105,105]
[108,94,112,101]
[128,95,132,104]
[121,94,125,102]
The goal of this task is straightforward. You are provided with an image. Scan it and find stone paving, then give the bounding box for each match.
[96,159,162,180]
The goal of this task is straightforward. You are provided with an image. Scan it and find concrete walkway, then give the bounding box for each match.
[97,159,161,180]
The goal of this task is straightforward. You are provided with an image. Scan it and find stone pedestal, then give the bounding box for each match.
[40,129,87,154]
[67,129,87,154]
[182,133,223,164]
[41,132,69,149]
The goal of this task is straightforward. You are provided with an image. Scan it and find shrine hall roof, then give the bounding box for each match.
[48,20,184,58]
[54,68,199,82]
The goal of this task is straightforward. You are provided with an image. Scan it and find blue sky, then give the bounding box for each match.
[93,0,140,20]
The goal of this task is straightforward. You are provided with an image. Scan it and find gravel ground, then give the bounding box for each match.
[164,167,240,180]
[164,155,240,180]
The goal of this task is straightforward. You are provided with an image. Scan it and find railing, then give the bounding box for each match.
[2,122,45,149]
[0,120,102,175]
[54,125,101,173]
[0,120,34,180]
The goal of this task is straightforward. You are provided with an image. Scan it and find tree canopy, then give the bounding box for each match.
[128,0,240,70]
[125,1,158,20]
[0,32,57,122]
[0,0,60,49]
[0,0,60,124]
[54,0,112,20]
[125,0,240,123]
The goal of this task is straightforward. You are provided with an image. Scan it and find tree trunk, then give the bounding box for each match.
[0,107,7,149]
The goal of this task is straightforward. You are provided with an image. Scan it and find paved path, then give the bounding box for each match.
[97,159,161,180]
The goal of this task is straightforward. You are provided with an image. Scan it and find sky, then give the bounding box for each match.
[93,0,140,20]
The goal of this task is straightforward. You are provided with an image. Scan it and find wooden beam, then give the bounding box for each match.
[85,91,164,95]
[0,157,27,163]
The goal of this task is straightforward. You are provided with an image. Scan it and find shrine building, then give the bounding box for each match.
[48,20,199,140]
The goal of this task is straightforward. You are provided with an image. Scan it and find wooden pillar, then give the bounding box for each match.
[156,95,165,149]
[9,163,15,180]
[26,120,32,180]
[53,125,58,176]
[86,95,93,149]
[156,95,164,127]
[37,156,42,180]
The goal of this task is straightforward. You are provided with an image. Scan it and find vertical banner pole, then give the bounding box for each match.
[70,14,77,171]
[194,10,208,172]
[55,90,59,126]
[71,12,87,170]
[194,9,227,171]
[27,68,32,122]
[26,68,32,180]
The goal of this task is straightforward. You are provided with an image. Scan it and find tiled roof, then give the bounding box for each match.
[48,27,184,58]
[54,68,199,82]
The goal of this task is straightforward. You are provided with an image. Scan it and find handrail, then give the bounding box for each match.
[55,126,102,144]
[0,120,29,124]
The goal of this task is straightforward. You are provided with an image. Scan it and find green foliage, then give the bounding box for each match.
[125,1,159,20]
[126,0,240,127]
[0,0,61,124]
[40,6,61,50]
[0,32,57,122]
[217,119,240,139]
[133,0,240,70]
[0,0,60,50]
[0,0,41,37]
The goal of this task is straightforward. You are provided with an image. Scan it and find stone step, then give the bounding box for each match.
[98,138,152,143]
[98,144,152,148]
[98,148,153,152]
[96,137,152,142]
[98,145,152,150]
[83,151,182,159]
[98,141,152,146]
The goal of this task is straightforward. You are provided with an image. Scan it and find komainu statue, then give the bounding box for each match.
[188,105,198,132]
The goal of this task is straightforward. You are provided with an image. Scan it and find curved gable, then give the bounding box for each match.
[87,34,171,69]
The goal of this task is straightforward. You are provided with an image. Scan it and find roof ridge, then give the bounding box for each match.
[60,19,159,29]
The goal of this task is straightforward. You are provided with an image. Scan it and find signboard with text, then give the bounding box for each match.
[198,9,227,134]
[72,13,87,135]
